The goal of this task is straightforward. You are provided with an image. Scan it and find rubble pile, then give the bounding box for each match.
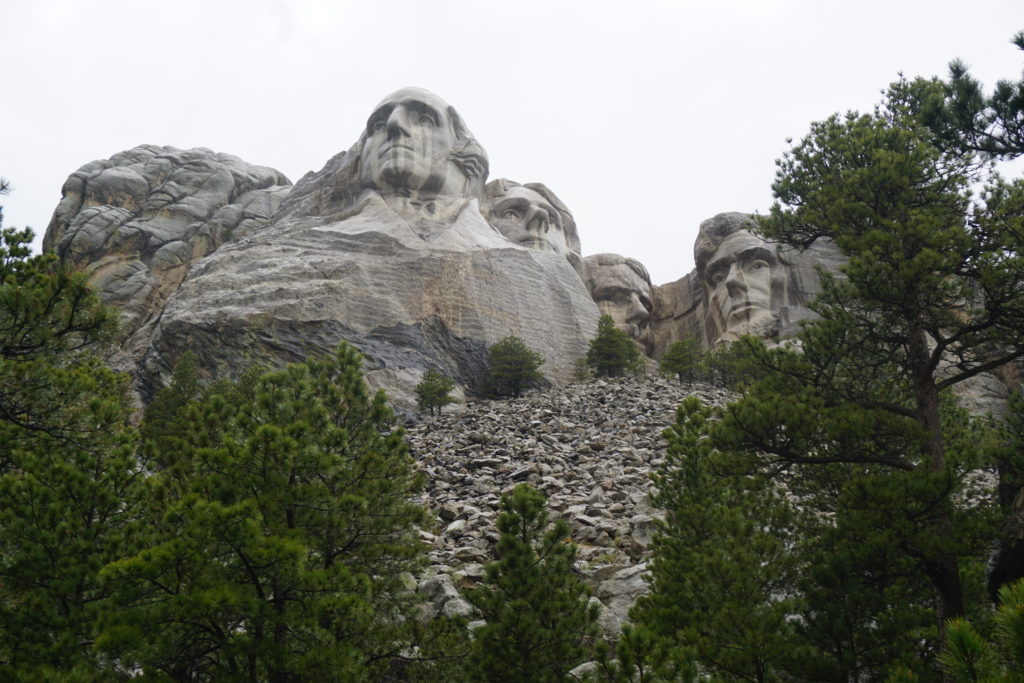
[404,375,733,635]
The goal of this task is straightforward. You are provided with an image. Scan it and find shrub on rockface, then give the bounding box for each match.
[465,483,599,681]
[586,314,642,378]
[482,336,545,398]
[416,368,458,415]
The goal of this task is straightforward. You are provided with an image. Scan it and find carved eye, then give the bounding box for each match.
[748,259,770,272]
[372,120,386,133]
[711,271,726,285]
[503,209,522,220]
[418,113,437,126]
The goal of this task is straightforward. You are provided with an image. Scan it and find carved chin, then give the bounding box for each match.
[722,311,777,340]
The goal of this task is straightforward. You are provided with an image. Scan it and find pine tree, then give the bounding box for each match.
[586,314,642,378]
[416,367,457,415]
[140,350,201,466]
[745,80,1024,626]
[631,397,801,681]
[658,337,701,384]
[911,31,1024,159]
[466,483,599,682]
[0,188,141,677]
[940,579,1024,681]
[99,344,430,681]
[483,335,545,398]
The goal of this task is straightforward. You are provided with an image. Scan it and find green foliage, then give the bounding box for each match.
[631,397,803,680]
[633,64,1024,677]
[658,337,702,384]
[588,624,697,683]
[466,483,599,682]
[100,344,430,681]
[140,350,202,466]
[700,335,766,389]
[940,579,1024,682]
[0,203,141,676]
[586,314,642,378]
[0,222,118,442]
[573,356,592,381]
[483,335,545,398]
[753,79,1024,629]
[416,367,457,415]
[903,32,1024,159]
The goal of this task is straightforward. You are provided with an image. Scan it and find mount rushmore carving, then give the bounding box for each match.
[43,87,840,406]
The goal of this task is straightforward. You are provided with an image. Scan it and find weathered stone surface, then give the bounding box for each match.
[650,212,844,354]
[482,179,583,273]
[41,145,291,364]
[406,374,735,636]
[141,213,598,406]
[583,253,655,356]
[139,90,598,406]
[47,90,599,407]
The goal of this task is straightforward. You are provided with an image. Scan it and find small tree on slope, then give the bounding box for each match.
[466,483,598,682]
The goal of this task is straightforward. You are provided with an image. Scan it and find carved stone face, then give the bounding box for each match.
[359,87,459,195]
[704,231,783,340]
[587,261,653,353]
[486,185,571,258]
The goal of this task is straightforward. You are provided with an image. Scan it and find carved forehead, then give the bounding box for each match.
[591,263,651,295]
[707,232,778,271]
[371,87,452,121]
[501,185,552,207]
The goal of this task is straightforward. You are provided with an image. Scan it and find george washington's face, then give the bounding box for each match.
[704,231,783,339]
[359,87,458,194]
[486,186,571,258]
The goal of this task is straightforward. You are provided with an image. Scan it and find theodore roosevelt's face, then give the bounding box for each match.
[486,186,570,258]
[359,87,457,193]
[705,231,782,338]
[588,262,653,352]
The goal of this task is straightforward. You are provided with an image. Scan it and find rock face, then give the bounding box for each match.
[650,212,845,355]
[405,375,735,636]
[482,178,583,273]
[42,145,291,366]
[45,90,599,407]
[583,254,655,356]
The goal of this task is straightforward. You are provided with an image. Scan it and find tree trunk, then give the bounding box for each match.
[909,328,965,629]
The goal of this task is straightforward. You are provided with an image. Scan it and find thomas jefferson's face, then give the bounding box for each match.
[705,231,782,338]
[359,87,457,194]
[487,186,571,258]
[589,263,653,351]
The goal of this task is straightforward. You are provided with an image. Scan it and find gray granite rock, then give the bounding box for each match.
[406,374,736,637]
[41,144,291,369]
[134,88,599,407]
[650,212,844,354]
[583,253,655,356]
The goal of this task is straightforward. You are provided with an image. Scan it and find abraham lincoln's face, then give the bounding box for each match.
[704,231,783,340]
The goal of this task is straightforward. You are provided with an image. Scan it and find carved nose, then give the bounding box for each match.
[525,208,549,234]
[725,263,746,294]
[386,107,411,139]
[626,293,649,325]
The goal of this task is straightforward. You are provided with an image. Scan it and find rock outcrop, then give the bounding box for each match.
[44,91,599,408]
[42,145,291,367]
[650,212,845,355]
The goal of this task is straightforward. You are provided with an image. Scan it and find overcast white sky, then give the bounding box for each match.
[2,0,1022,285]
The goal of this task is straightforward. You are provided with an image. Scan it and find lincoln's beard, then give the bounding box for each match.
[717,308,777,344]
